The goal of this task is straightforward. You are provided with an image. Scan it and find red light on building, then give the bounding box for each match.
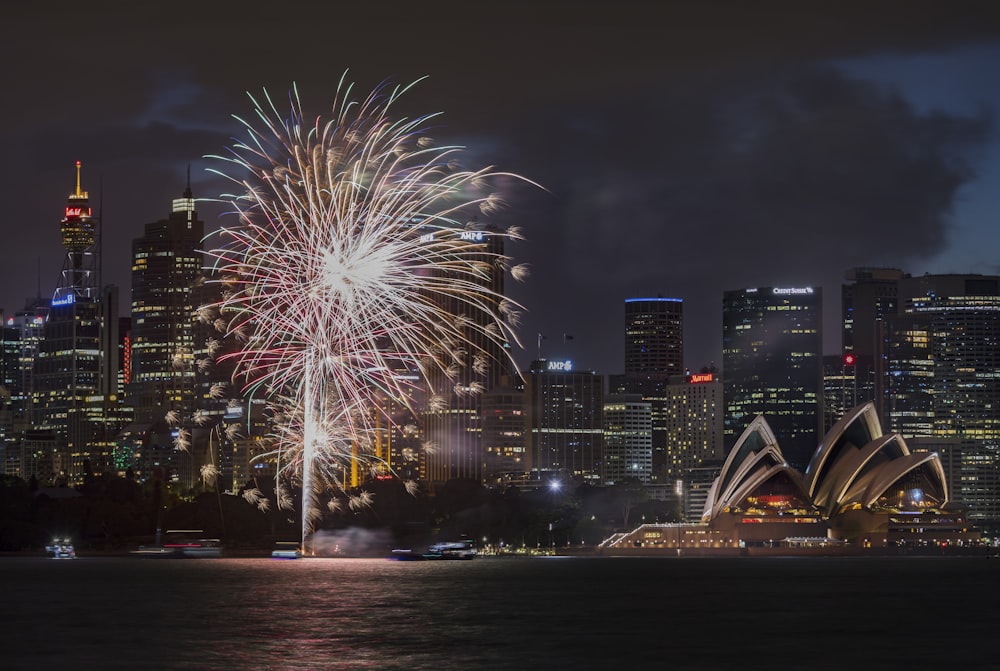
[689,373,713,383]
[843,353,856,366]
[64,206,91,218]
[123,333,132,384]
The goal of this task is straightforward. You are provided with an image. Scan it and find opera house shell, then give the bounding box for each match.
[600,403,978,554]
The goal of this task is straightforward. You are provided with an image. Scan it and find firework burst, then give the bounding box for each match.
[205,74,535,544]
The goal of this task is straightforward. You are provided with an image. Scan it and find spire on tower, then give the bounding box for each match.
[72,160,88,199]
[173,165,196,214]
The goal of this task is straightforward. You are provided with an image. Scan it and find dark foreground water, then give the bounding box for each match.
[2,555,997,670]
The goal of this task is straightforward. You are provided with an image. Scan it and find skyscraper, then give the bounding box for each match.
[663,372,724,479]
[128,176,205,488]
[841,267,904,419]
[523,358,604,483]
[624,297,684,377]
[421,225,510,485]
[129,176,204,426]
[616,296,684,482]
[32,163,118,483]
[602,394,652,485]
[722,286,823,469]
[884,274,1000,527]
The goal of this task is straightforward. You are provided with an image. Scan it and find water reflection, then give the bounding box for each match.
[2,556,997,669]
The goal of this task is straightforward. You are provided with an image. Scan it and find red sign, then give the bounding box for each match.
[65,207,91,218]
[689,373,714,383]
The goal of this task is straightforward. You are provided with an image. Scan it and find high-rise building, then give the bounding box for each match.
[615,296,684,482]
[663,371,725,480]
[602,394,652,485]
[722,286,823,469]
[129,176,204,426]
[884,274,1000,527]
[1,299,49,474]
[624,297,684,377]
[821,353,872,432]
[421,225,510,485]
[481,375,526,486]
[523,358,604,484]
[32,163,119,484]
[841,267,904,419]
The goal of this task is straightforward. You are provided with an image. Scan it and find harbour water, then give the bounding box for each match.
[2,555,997,670]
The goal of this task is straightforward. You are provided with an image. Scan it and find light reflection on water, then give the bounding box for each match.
[2,555,997,669]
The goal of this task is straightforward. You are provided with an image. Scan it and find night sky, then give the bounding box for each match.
[4,0,1000,375]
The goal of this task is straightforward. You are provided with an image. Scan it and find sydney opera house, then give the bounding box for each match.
[599,403,981,555]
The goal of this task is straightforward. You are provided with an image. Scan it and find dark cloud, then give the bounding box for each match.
[3,1,1000,375]
[501,66,993,371]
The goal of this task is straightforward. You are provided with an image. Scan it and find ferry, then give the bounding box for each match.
[133,530,223,558]
[271,542,303,560]
[423,541,477,560]
[45,538,76,559]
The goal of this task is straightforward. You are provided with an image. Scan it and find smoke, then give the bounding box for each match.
[309,527,393,557]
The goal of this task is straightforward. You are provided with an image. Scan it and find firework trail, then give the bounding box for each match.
[205,74,535,546]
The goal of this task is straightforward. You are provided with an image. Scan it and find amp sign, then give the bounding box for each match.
[547,360,573,372]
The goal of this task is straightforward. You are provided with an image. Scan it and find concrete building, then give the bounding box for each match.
[603,394,652,485]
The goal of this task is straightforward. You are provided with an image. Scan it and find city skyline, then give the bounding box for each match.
[5,1,1000,374]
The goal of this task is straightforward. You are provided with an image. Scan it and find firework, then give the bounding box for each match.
[205,74,534,547]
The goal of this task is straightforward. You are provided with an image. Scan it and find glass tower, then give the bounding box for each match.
[722,286,823,470]
[885,274,1000,526]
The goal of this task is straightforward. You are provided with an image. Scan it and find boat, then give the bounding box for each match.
[422,541,477,560]
[132,530,223,558]
[388,548,425,561]
[271,542,303,560]
[45,538,76,559]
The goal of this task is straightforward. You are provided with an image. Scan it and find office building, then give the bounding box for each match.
[603,394,652,485]
[481,375,526,486]
[722,286,823,470]
[421,224,510,485]
[624,297,684,377]
[523,358,604,484]
[615,296,684,482]
[663,371,725,480]
[884,274,1000,526]
[128,176,204,426]
[1,299,49,476]
[841,267,904,418]
[32,163,120,483]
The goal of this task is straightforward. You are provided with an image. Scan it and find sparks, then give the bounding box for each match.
[205,74,536,545]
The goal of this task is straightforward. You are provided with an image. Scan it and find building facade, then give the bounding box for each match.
[722,286,823,470]
[616,296,684,483]
[624,297,684,377]
[523,359,604,484]
[603,394,652,485]
[32,163,121,483]
[884,274,1000,527]
[128,179,204,426]
[481,375,527,487]
[841,267,904,419]
[421,225,511,486]
[663,372,725,481]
